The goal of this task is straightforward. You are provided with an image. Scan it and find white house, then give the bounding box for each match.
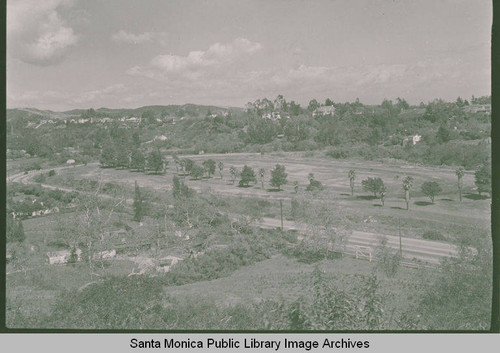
[313,106,336,117]
[47,249,82,264]
[154,135,168,141]
[93,249,116,260]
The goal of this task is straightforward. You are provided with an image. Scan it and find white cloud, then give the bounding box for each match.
[8,0,78,66]
[127,38,262,80]
[8,84,126,110]
[111,30,166,44]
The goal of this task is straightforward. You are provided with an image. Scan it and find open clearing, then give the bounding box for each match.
[23,152,489,242]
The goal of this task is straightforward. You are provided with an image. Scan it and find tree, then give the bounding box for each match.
[308,99,319,112]
[289,101,302,116]
[259,168,265,189]
[116,148,129,169]
[183,159,194,175]
[239,165,257,186]
[141,110,156,125]
[455,167,465,201]
[348,170,356,196]
[361,177,385,197]
[218,161,224,179]
[7,215,25,243]
[436,124,451,143]
[325,98,334,106]
[396,97,409,111]
[402,176,414,210]
[270,164,288,190]
[475,163,491,196]
[202,159,216,178]
[172,175,193,199]
[306,174,323,191]
[133,181,144,222]
[148,149,163,174]
[421,181,442,203]
[190,164,204,180]
[130,149,145,171]
[100,143,116,168]
[380,186,387,206]
[229,166,238,184]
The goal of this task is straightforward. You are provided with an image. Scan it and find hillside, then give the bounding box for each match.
[7,104,245,122]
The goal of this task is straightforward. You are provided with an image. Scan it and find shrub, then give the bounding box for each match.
[306,179,323,191]
[422,230,446,241]
[376,237,401,277]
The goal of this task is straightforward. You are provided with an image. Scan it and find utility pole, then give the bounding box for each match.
[398,218,402,257]
[280,199,284,232]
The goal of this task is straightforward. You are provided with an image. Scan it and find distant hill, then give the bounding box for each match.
[7,104,245,121]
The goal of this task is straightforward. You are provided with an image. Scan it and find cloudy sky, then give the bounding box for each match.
[7,0,491,111]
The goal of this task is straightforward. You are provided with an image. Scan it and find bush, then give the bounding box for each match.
[376,237,401,277]
[306,179,323,191]
[422,230,446,241]
[48,170,56,177]
[33,174,47,183]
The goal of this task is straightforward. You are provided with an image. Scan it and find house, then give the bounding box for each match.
[47,249,82,264]
[463,104,491,114]
[402,134,422,146]
[261,112,282,121]
[66,159,76,165]
[155,255,183,273]
[93,249,116,260]
[313,106,336,117]
[154,135,168,141]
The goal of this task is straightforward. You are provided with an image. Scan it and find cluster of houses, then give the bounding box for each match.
[10,206,60,220]
[46,249,117,265]
[260,111,289,121]
[463,104,491,114]
[312,105,336,117]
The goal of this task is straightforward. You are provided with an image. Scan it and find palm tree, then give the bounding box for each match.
[348,169,356,196]
[402,176,413,210]
[259,168,265,189]
[455,167,465,202]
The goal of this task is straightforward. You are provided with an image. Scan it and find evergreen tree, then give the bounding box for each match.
[148,149,164,174]
[6,215,25,243]
[130,149,146,171]
[100,143,116,168]
[421,181,442,203]
[270,164,288,190]
[202,159,216,177]
[475,163,491,196]
[239,165,257,186]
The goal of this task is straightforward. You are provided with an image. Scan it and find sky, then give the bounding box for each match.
[7,0,492,111]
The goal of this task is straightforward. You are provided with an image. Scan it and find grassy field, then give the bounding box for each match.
[35,152,490,243]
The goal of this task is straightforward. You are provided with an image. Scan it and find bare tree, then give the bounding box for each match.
[455,167,465,202]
